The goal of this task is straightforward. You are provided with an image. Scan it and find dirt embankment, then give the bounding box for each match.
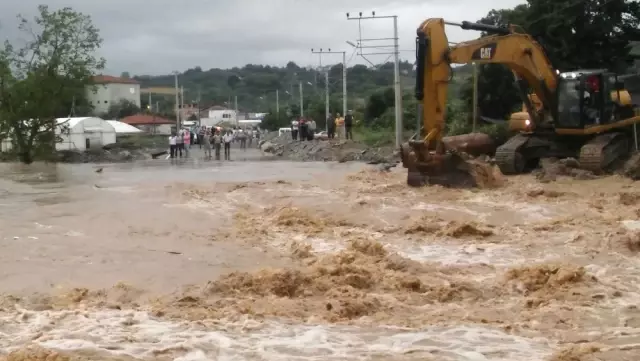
[259,133,397,163]
[56,147,154,163]
[0,137,167,164]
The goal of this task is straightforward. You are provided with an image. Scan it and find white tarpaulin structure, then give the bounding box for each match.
[1,117,116,152]
[56,117,116,151]
[106,120,142,134]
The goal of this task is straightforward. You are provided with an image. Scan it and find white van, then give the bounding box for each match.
[278,127,292,136]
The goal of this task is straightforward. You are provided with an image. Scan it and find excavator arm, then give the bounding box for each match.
[401,18,557,188]
[416,18,557,148]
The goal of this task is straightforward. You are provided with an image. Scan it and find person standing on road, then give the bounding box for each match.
[335,113,344,139]
[344,110,354,140]
[198,126,206,148]
[223,130,233,160]
[291,119,299,140]
[327,113,336,139]
[299,117,307,141]
[176,129,184,157]
[183,128,191,156]
[212,130,222,160]
[239,129,247,150]
[308,118,316,141]
[169,132,177,158]
[202,127,212,159]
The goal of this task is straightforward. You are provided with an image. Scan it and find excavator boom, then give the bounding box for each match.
[401,18,558,187]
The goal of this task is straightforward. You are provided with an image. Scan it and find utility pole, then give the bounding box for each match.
[173,72,179,130]
[234,95,238,125]
[180,86,184,110]
[299,81,304,117]
[325,71,330,132]
[311,48,348,116]
[148,92,152,112]
[276,90,280,119]
[347,11,403,147]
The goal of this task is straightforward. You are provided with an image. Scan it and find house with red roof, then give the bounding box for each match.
[87,75,141,115]
[120,114,175,135]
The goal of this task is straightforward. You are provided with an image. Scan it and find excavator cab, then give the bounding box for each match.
[556,70,609,128]
[556,70,636,128]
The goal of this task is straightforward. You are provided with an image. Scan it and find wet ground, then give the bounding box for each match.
[1,150,640,360]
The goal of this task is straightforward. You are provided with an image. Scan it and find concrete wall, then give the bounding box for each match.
[86,83,141,115]
[87,85,111,114]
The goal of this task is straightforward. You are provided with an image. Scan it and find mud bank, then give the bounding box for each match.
[259,133,396,163]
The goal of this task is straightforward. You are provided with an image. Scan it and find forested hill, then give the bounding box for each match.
[132,60,418,110]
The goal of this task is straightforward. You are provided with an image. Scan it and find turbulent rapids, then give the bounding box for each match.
[0,161,639,360]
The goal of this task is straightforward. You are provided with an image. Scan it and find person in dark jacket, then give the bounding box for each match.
[344,110,354,140]
[299,118,307,141]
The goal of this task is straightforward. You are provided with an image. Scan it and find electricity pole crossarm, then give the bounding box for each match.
[311,48,348,117]
[346,11,402,147]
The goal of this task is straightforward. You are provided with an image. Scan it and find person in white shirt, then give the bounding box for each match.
[223,131,233,160]
[168,132,177,158]
[291,119,299,140]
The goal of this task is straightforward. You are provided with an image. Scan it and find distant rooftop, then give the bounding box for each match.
[93,75,139,85]
[120,114,174,125]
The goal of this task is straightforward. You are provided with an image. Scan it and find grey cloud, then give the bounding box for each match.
[0,0,525,75]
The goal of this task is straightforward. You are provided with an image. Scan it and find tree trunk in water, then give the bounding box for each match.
[442,133,496,156]
[16,138,34,164]
[19,151,33,164]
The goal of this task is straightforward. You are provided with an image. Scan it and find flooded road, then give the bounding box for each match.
[0,158,639,360]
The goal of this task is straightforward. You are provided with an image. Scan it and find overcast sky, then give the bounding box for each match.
[0,0,525,76]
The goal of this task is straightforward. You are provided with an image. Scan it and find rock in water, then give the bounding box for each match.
[260,141,277,153]
[623,153,640,180]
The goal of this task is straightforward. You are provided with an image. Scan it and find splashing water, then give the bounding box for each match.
[0,308,554,360]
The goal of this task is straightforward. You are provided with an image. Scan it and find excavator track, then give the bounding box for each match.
[578,132,630,173]
[495,134,529,174]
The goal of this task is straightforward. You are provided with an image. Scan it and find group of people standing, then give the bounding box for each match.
[290,117,317,141]
[168,126,261,161]
[326,110,354,139]
[168,129,192,158]
[198,127,234,160]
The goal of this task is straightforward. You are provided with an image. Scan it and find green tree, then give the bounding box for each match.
[0,5,105,163]
[260,111,283,130]
[461,0,640,124]
[526,0,639,72]
[103,99,140,120]
[459,5,530,122]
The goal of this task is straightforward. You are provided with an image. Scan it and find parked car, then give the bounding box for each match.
[314,131,328,140]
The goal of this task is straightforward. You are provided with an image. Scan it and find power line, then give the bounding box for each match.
[346,11,403,147]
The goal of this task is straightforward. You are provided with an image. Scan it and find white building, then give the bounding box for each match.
[203,105,237,124]
[87,75,141,115]
[56,117,116,151]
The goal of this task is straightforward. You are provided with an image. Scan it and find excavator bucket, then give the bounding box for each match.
[400,137,504,188]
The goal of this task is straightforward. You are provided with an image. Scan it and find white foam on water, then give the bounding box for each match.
[0,309,554,361]
[463,196,556,223]
[412,202,482,217]
[395,243,525,267]
[621,219,640,231]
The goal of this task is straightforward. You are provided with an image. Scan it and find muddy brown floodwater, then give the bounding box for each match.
[0,158,640,361]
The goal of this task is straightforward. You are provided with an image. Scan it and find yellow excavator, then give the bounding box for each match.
[400,18,640,187]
